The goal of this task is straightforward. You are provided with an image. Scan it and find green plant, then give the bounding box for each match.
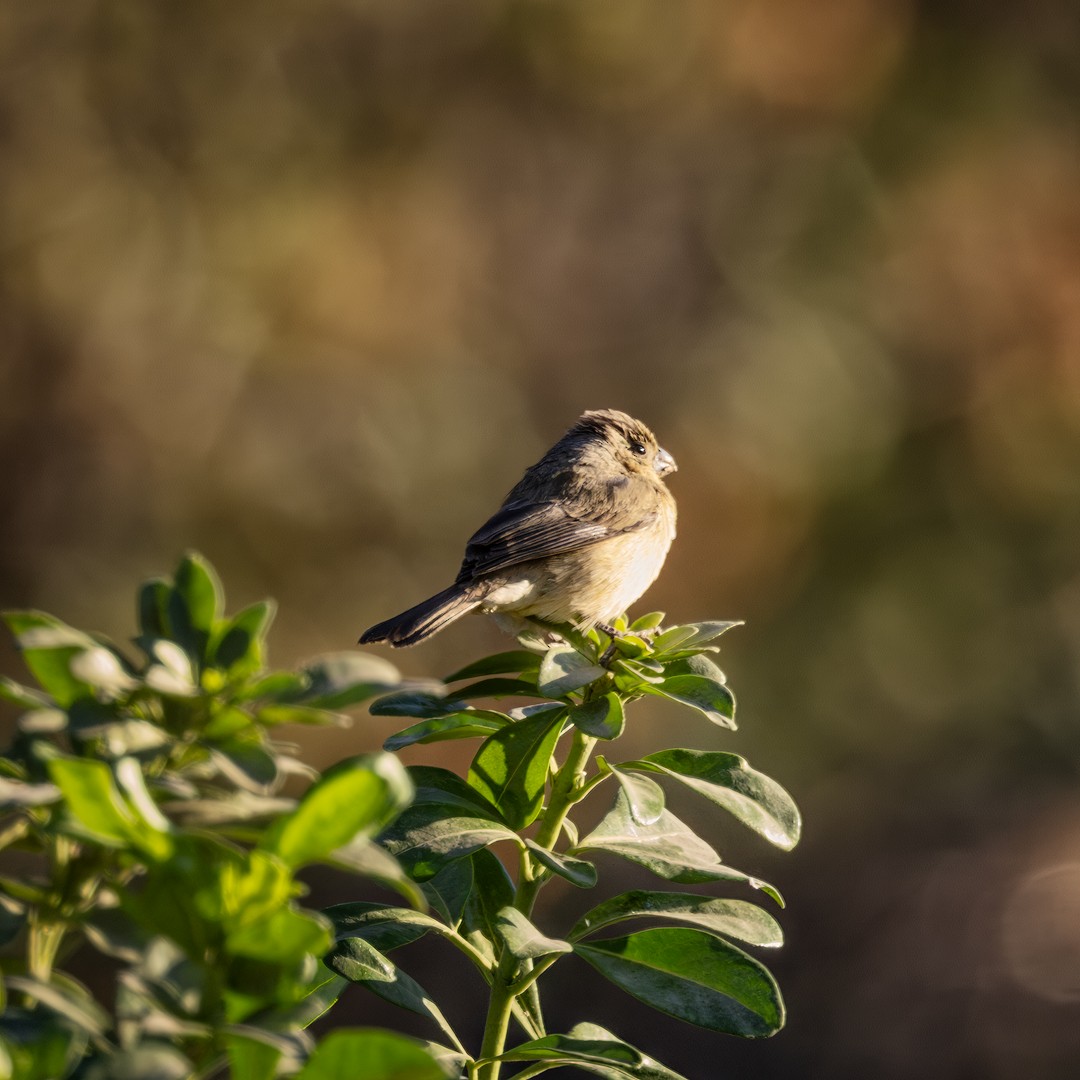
[0,554,800,1080]
[0,554,443,1079]
[336,618,801,1079]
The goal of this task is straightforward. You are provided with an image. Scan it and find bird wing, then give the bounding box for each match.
[458,498,644,580]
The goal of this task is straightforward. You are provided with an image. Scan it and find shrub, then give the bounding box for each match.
[0,554,799,1079]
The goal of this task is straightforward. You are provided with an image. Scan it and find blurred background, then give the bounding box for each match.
[2,1,1080,1075]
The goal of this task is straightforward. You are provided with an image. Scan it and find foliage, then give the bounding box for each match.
[349,617,801,1079]
[0,555,801,1080]
[0,554,428,1079]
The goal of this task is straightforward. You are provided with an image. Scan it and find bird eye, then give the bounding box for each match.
[629,441,647,456]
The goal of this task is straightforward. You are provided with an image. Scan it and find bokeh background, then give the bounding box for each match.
[3,1,1080,1076]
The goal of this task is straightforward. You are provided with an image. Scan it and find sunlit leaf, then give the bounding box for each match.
[47,757,172,859]
[296,653,405,710]
[262,754,412,868]
[524,839,597,889]
[537,645,607,698]
[568,891,783,947]
[609,768,664,825]
[496,1021,688,1079]
[623,749,801,850]
[577,791,782,901]
[227,906,332,964]
[495,907,572,960]
[383,711,511,752]
[3,975,109,1040]
[568,693,624,740]
[294,1029,445,1080]
[324,938,462,1050]
[324,902,439,953]
[467,711,564,828]
[214,600,276,676]
[369,691,462,718]
[575,926,784,1037]
[0,777,60,809]
[2,611,98,706]
[643,674,735,729]
[445,651,541,681]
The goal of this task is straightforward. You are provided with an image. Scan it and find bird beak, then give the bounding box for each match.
[655,447,677,476]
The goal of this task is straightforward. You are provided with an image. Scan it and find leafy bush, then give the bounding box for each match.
[0,554,800,1080]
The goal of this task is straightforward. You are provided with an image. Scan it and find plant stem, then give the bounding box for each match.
[475,728,598,1080]
[26,911,65,983]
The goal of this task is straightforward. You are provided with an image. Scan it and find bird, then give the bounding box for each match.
[359,409,677,648]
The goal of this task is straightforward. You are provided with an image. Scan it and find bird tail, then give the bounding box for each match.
[359,584,480,648]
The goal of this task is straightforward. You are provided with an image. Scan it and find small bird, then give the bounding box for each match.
[359,409,677,647]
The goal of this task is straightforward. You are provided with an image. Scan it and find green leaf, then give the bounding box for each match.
[445,650,541,681]
[208,737,279,793]
[114,757,172,833]
[451,677,540,700]
[370,691,463,718]
[256,703,346,727]
[0,675,51,709]
[137,577,172,639]
[262,754,412,868]
[226,1031,286,1080]
[629,611,666,632]
[324,902,437,953]
[568,891,783,946]
[575,926,784,1037]
[247,968,349,1033]
[644,674,736,729]
[168,552,223,663]
[609,768,665,826]
[0,1007,86,1080]
[324,938,463,1050]
[0,893,27,946]
[421,1043,471,1079]
[421,859,474,926]
[294,1029,445,1080]
[577,791,781,898]
[379,807,518,882]
[69,646,138,699]
[16,707,67,734]
[325,841,427,910]
[467,711,564,829]
[524,839,597,888]
[495,908,572,960]
[568,693,624,739]
[3,975,109,1040]
[0,777,60,809]
[2,611,97,706]
[174,552,223,632]
[459,848,515,968]
[238,671,307,701]
[612,658,665,686]
[83,1044,194,1080]
[214,600,276,675]
[297,653,404,710]
[496,1021,688,1079]
[144,640,198,696]
[537,645,607,698]
[378,769,517,879]
[227,906,332,964]
[384,711,511,752]
[624,749,801,850]
[47,757,172,859]
[164,792,296,828]
[660,652,726,682]
[651,621,741,653]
